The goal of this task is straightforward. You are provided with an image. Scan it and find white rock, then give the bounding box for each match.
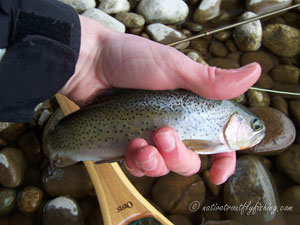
[137,0,189,24]
[146,23,184,44]
[58,0,96,13]
[0,49,6,62]
[233,11,262,51]
[246,0,292,15]
[193,0,222,24]
[47,196,78,216]
[99,0,130,14]
[82,8,126,33]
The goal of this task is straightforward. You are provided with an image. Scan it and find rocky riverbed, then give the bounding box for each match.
[1,0,300,224]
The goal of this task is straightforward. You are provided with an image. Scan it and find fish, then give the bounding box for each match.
[46,89,265,167]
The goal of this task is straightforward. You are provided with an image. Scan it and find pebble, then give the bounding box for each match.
[241,51,274,73]
[242,107,296,155]
[271,96,288,115]
[289,100,300,127]
[0,147,27,188]
[233,12,262,51]
[151,172,205,214]
[246,0,292,15]
[115,12,145,28]
[225,40,238,53]
[137,0,189,24]
[43,196,84,225]
[215,31,232,42]
[280,185,300,215]
[168,215,193,225]
[0,137,7,147]
[248,90,270,107]
[254,73,274,89]
[193,0,222,24]
[283,12,300,28]
[210,41,228,57]
[271,65,300,84]
[0,187,17,216]
[272,169,295,194]
[276,145,300,184]
[10,211,36,225]
[58,0,96,13]
[183,22,203,33]
[17,186,43,213]
[98,0,130,15]
[223,155,284,225]
[17,131,41,163]
[203,170,221,197]
[42,164,94,198]
[0,123,26,142]
[82,8,126,33]
[262,24,300,57]
[190,39,210,59]
[186,51,209,65]
[209,58,240,69]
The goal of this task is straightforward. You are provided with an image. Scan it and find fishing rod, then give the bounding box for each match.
[168,3,300,96]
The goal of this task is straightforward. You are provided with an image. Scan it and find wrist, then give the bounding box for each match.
[59,15,111,106]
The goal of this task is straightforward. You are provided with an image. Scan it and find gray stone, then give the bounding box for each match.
[233,12,262,51]
[280,185,300,215]
[82,8,126,33]
[0,187,17,217]
[58,0,96,13]
[246,0,292,15]
[193,0,222,24]
[115,12,145,28]
[137,0,189,24]
[271,65,300,84]
[98,0,130,15]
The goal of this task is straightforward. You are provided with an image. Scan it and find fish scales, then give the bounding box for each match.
[47,89,265,165]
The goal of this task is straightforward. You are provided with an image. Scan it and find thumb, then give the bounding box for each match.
[180,62,261,100]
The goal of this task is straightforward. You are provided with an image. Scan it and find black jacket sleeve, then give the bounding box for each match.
[0,0,81,122]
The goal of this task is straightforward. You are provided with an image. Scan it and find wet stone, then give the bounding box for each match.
[193,0,222,24]
[280,185,300,215]
[137,0,189,24]
[226,52,242,64]
[276,145,300,184]
[0,147,27,188]
[0,123,26,142]
[254,73,274,89]
[0,187,17,217]
[151,172,205,214]
[0,217,9,225]
[85,208,104,225]
[209,58,240,69]
[210,41,228,57]
[289,100,300,127]
[183,22,203,33]
[248,90,270,107]
[17,131,41,163]
[43,196,84,225]
[186,51,209,66]
[262,24,300,57]
[241,51,274,73]
[190,39,210,59]
[271,169,295,194]
[98,0,130,14]
[17,186,43,213]
[203,170,221,197]
[58,0,96,13]
[115,12,145,28]
[283,12,300,28]
[225,40,238,53]
[0,137,7,147]
[285,214,300,225]
[246,0,292,15]
[241,107,296,155]
[168,214,193,225]
[271,83,300,100]
[271,65,300,84]
[24,168,42,187]
[10,211,35,225]
[233,12,262,51]
[42,164,94,198]
[215,31,232,42]
[224,155,283,225]
[271,96,288,115]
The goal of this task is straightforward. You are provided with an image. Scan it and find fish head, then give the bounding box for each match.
[221,112,265,150]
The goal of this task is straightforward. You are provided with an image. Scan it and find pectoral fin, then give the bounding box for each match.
[183,139,229,154]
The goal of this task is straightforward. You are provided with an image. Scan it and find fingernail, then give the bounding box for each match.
[135,157,158,171]
[155,132,176,152]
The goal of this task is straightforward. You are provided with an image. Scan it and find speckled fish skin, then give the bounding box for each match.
[47,89,264,166]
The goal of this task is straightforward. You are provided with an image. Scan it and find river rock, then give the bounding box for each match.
[43,196,84,225]
[246,0,292,15]
[215,31,232,42]
[241,107,296,155]
[17,131,41,163]
[17,186,43,213]
[151,172,205,214]
[241,51,274,73]
[0,147,27,188]
[289,100,300,127]
[203,170,221,197]
[209,58,240,69]
[210,41,228,57]
[224,155,283,225]
[254,73,274,89]
[168,215,193,225]
[137,0,189,24]
[271,96,288,115]
[280,185,300,215]
[186,51,209,66]
[0,137,7,147]
[0,187,17,216]
[0,123,26,141]
[271,169,295,194]
[285,214,300,225]
[193,0,222,24]
[190,39,210,59]
[283,12,300,28]
[42,164,94,198]
[233,12,262,51]
[204,220,241,225]
[271,65,300,84]
[183,22,203,33]
[82,8,126,33]
[225,40,238,53]
[262,24,300,57]
[58,0,96,13]
[271,83,300,100]
[99,0,130,14]
[276,145,300,184]
[115,12,145,28]
[10,211,35,225]
[248,90,270,107]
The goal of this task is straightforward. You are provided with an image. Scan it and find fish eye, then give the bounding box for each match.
[251,118,263,131]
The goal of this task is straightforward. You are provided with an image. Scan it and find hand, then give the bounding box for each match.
[60,16,261,184]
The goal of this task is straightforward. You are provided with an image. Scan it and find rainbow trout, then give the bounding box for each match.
[46,89,265,167]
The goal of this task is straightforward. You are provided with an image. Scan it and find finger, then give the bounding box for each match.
[209,151,236,185]
[125,138,147,177]
[133,145,169,177]
[153,127,201,176]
